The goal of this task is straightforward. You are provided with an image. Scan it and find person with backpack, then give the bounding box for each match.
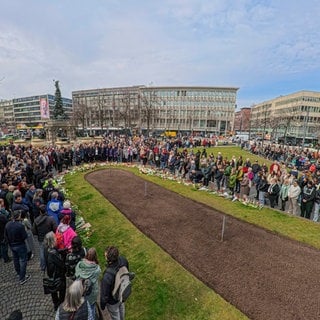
[75,247,101,319]
[100,246,131,320]
[55,215,77,252]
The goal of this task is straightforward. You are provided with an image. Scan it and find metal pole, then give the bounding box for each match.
[221,216,226,242]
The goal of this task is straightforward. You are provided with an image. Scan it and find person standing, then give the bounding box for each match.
[46,191,63,225]
[75,247,101,319]
[55,279,93,320]
[65,236,86,280]
[44,231,66,311]
[5,210,31,285]
[100,246,129,320]
[32,204,57,271]
[300,181,316,219]
[287,180,301,216]
[267,178,280,208]
[279,179,290,211]
[312,182,320,222]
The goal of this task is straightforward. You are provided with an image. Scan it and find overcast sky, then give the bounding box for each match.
[1,0,320,108]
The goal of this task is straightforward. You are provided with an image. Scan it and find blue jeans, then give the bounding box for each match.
[11,243,28,281]
[39,241,46,271]
[258,191,265,206]
[107,302,125,320]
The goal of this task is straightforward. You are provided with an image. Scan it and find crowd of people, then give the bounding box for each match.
[1,134,320,319]
[0,139,133,320]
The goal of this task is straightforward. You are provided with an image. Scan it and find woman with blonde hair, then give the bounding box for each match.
[75,248,101,319]
[44,231,66,311]
[55,279,93,320]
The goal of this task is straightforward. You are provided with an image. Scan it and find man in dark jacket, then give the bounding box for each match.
[5,210,31,284]
[33,204,57,271]
[11,193,29,217]
[100,246,130,320]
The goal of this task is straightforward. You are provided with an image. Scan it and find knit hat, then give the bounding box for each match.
[63,200,71,209]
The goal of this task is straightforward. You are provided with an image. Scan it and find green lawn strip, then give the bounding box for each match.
[64,171,248,320]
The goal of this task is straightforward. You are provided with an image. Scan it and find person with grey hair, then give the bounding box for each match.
[44,231,66,311]
[55,279,93,320]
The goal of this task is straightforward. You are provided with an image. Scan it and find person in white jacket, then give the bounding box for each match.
[287,180,301,216]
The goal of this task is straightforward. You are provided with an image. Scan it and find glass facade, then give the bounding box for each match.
[72,85,238,135]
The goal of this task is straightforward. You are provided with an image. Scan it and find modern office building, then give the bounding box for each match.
[250,90,320,144]
[0,94,72,131]
[72,85,238,136]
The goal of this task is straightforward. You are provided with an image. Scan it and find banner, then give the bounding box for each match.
[40,98,50,119]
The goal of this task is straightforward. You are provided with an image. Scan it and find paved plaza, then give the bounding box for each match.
[0,240,55,320]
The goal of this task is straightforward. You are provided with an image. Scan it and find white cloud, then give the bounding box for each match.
[0,0,320,106]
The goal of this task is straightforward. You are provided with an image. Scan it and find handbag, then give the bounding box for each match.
[43,277,63,294]
[43,267,63,294]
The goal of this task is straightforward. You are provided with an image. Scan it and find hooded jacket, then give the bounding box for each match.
[46,199,63,224]
[75,259,101,305]
[33,214,57,242]
[57,222,77,250]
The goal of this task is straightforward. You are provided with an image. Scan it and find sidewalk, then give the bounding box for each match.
[0,239,55,320]
[0,238,112,320]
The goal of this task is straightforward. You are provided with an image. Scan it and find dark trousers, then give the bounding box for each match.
[11,243,28,281]
[301,201,313,219]
[281,198,287,211]
[269,194,278,208]
[51,279,66,310]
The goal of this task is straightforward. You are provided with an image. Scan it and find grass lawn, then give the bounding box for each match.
[64,146,320,320]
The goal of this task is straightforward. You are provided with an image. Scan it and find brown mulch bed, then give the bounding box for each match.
[86,169,320,320]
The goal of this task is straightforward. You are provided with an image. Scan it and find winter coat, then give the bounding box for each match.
[57,223,77,250]
[75,259,101,305]
[33,214,57,242]
[46,199,63,225]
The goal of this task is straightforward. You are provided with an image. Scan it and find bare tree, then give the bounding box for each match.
[72,102,87,131]
[116,90,132,132]
[94,93,106,132]
[273,108,300,146]
[140,90,160,135]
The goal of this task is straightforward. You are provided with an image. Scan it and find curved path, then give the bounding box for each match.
[87,169,320,320]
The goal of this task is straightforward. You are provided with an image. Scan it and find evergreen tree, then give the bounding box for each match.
[53,80,67,120]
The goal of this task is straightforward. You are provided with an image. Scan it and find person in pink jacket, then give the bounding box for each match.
[56,215,77,251]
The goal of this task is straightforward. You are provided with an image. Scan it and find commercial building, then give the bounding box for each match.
[234,107,251,133]
[250,90,320,145]
[0,94,72,132]
[72,85,238,136]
